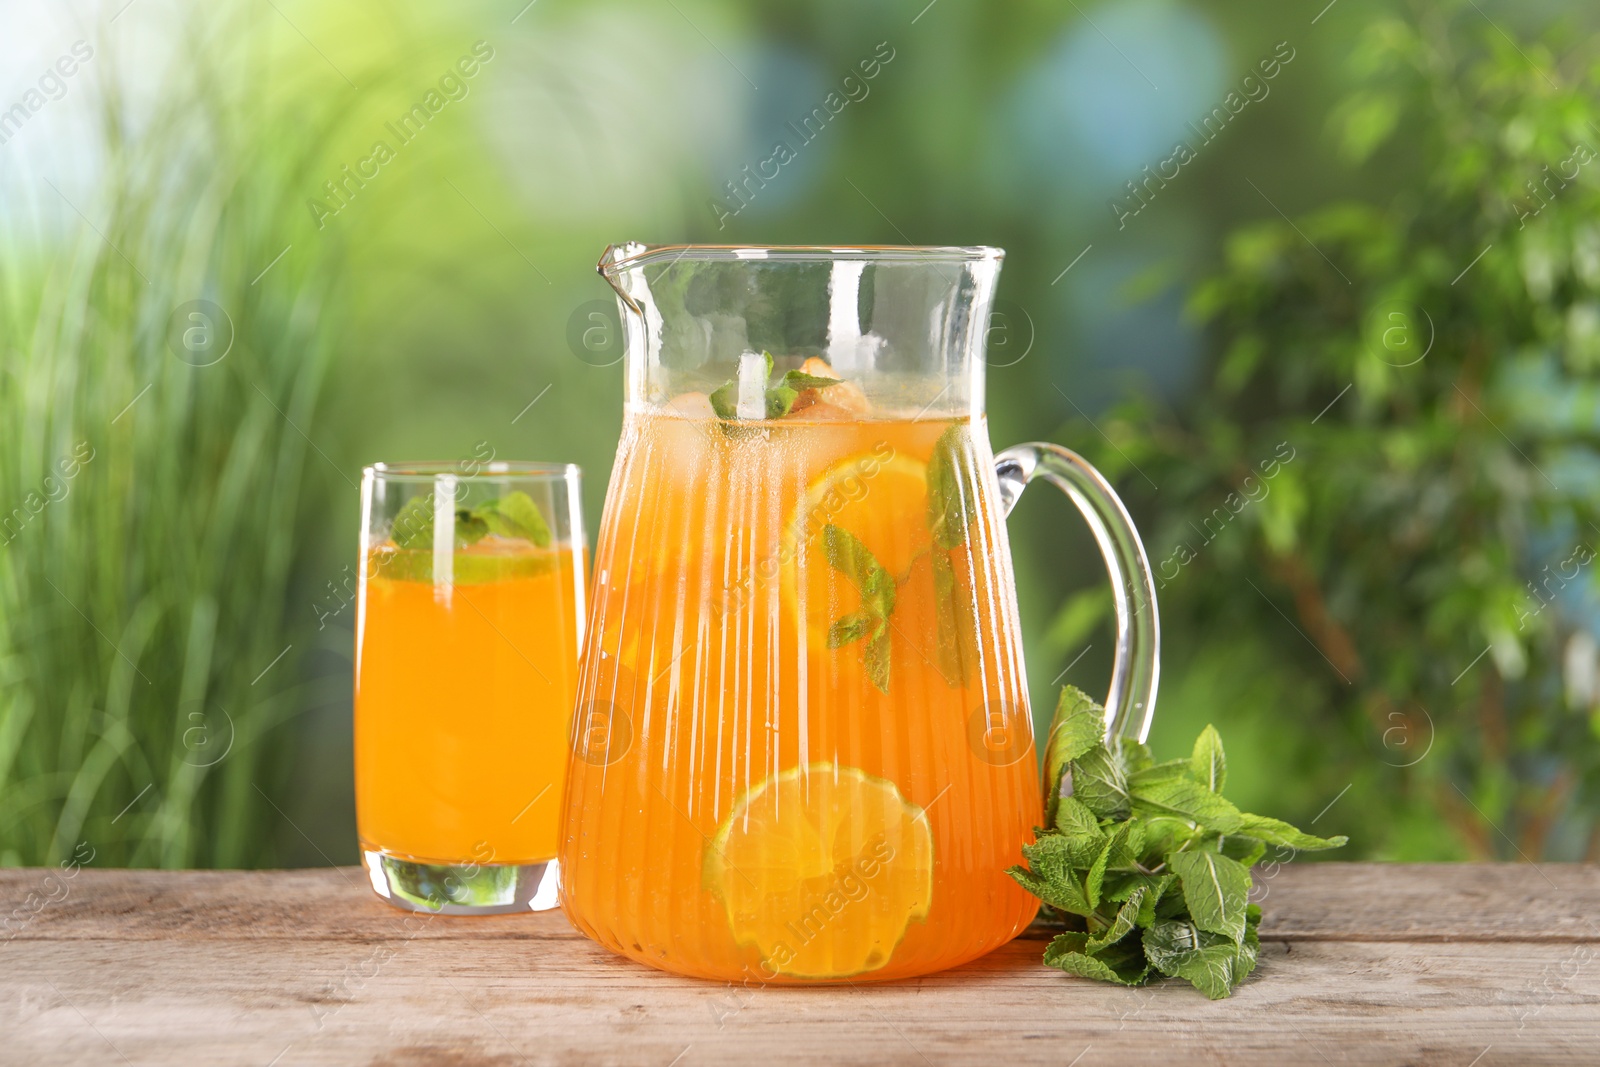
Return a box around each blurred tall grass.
[0,14,365,867]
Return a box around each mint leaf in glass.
[708,352,851,420]
[476,490,552,548]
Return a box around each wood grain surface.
[4,863,1597,1065]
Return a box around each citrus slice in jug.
[705,763,934,979]
[782,450,933,655]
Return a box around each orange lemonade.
[356,539,583,867]
[560,389,1041,982]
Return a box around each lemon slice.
[781,451,933,653]
[705,764,934,979]
[370,543,560,584]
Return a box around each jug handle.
[993,443,1159,744]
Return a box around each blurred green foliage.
[1082,3,1600,860]
[1,0,1596,867]
[0,12,354,865]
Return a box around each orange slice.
[705,764,934,978]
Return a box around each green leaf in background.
[1043,586,1112,657]
[1069,4,1600,865]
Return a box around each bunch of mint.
[1008,686,1346,999]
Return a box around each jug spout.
[597,242,649,316]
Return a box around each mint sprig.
[708,352,848,420]
[1009,686,1347,999]
[390,490,551,550]
[924,424,981,687]
[821,523,896,693]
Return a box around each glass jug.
[559,244,1159,984]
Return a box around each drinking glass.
[356,461,586,914]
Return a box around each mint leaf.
[930,549,974,687]
[926,424,976,549]
[821,524,896,615]
[1142,920,1249,1000]
[1085,833,1113,908]
[454,508,490,546]
[864,623,891,694]
[821,524,897,691]
[1100,818,1146,872]
[1167,849,1250,942]
[474,491,552,548]
[390,496,435,550]
[1053,794,1106,856]
[827,612,873,648]
[1069,746,1131,821]
[764,385,800,419]
[1043,685,1106,825]
[1087,885,1149,953]
[1009,843,1093,918]
[1045,932,1152,985]
[1140,814,1198,859]
[1190,724,1227,792]
[1129,759,1193,789]
[1218,834,1268,867]
[1110,736,1155,775]
[708,355,850,420]
[1235,814,1348,851]
[777,370,845,392]
[1045,940,1149,986]
[709,380,739,419]
[1049,685,1106,765]
[1130,776,1243,834]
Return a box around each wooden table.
[4,864,1596,1064]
